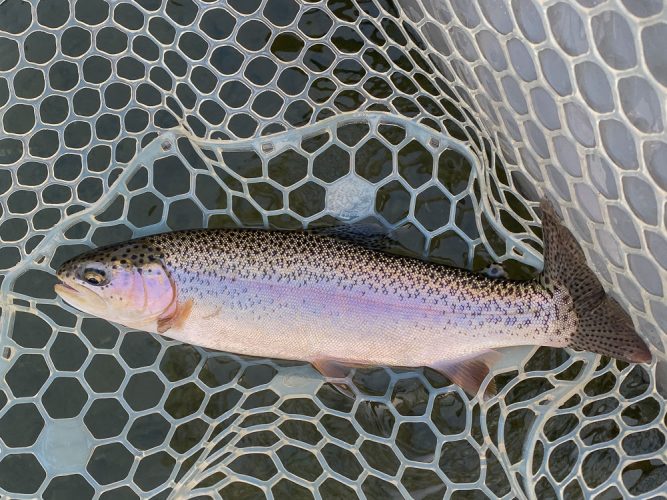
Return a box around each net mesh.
[0,0,665,498]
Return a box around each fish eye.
[83,268,107,286]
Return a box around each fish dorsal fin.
[431,350,501,400]
[310,217,394,252]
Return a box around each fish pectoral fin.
[430,350,501,400]
[157,299,194,334]
[311,358,355,379]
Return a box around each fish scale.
[55,200,651,397]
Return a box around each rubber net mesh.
[0,0,665,498]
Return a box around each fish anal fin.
[157,299,193,334]
[431,351,501,400]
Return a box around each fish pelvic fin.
[539,199,651,364]
[311,358,359,399]
[312,358,355,379]
[430,350,501,400]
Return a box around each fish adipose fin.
[539,199,651,363]
[430,350,501,400]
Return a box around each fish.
[54,199,651,397]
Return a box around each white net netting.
[0,0,665,498]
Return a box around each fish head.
[55,241,175,332]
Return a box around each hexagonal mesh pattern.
[0,0,665,498]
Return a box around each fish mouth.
[55,280,107,313]
[54,281,81,307]
[54,282,79,295]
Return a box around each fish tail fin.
[539,199,651,363]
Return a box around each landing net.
[0,1,665,498]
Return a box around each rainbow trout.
[55,200,651,396]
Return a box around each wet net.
[0,0,665,498]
